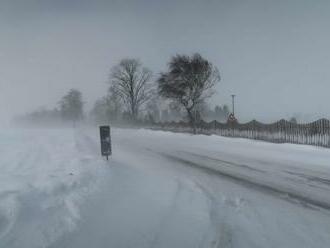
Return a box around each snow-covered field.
[1,128,330,248]
[0,129,107,247]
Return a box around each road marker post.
[99,126,112,160]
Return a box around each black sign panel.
[99,126,112,159]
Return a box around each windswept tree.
[157,53,220,132]
[108,58,153,121]
[90,89,122,123]
[59,89,84,126]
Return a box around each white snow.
[1,127,330,248]
[0,129,107,247]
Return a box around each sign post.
[99,126,112,160]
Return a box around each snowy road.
[1,128,330,247]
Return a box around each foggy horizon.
[1,0,330,124]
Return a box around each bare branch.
[108,58,153,120]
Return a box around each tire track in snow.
[148,180,184,248]
[159,152,330,211]
[194,182,234,248]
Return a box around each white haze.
[1,0,330,125]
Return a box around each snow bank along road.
[1,128,330,248]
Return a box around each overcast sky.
[1,0,330,123]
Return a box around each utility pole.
[231,94,236,116]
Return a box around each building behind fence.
[152,119,330,148]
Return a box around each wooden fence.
[150,119,330,148]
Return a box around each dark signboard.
[99,126,112,160]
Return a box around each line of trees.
[16,53,227,130]
[91,53,222,132]
[14,89,84,127]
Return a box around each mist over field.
[1,0,330,125]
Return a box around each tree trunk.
[131,104,138,122]
[187,109,196,134]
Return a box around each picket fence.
[151,119,330,148]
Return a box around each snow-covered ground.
[0,129,107,247]
[1,128,330,248]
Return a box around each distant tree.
[289,117,298,124]
[214,105,223,119]
[108,58,153,121]
[157,53,220,133]
[196,102,212,121]
[168,102,184,121]
[145,98,160,122]
[222,105,230,119]
[161,109,169,122]
[90,97,111,124]
[14,107,62,127]
[144,111,155,124]
[122,111,132,122]
[59,89,84,126]
[90,90,122,124]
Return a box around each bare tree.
[59,89,84,126]
[109,59,153,121]
[157,53,220,133]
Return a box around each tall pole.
[231,94,236,116]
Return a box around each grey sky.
[1,0,330,123]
